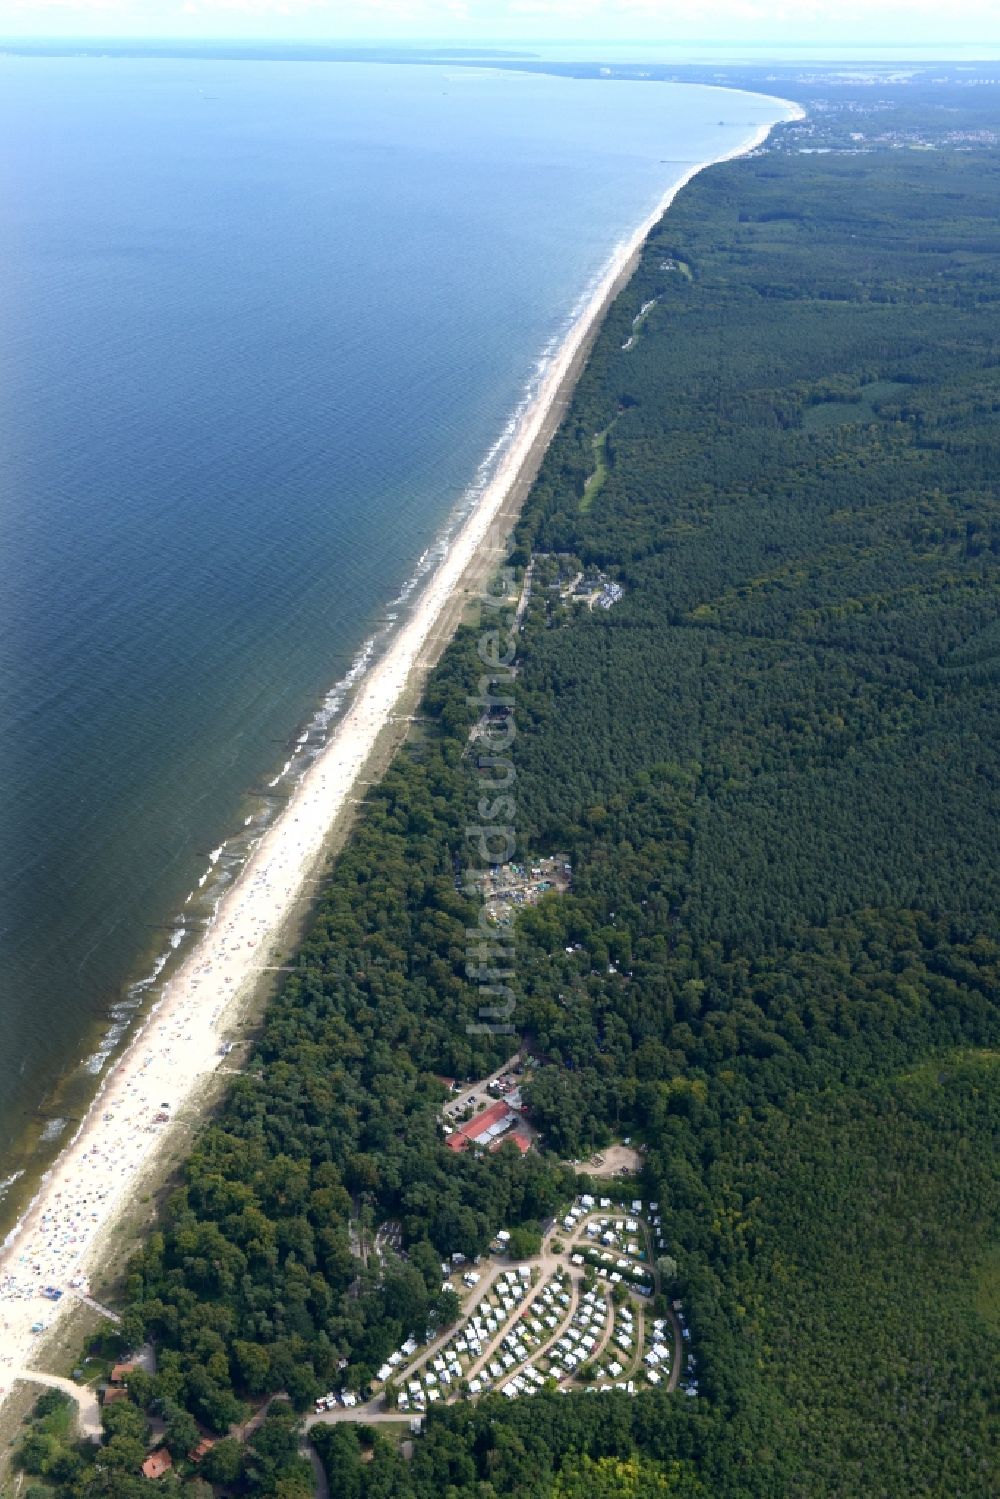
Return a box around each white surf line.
[0,99,800,1394]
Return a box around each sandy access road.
[0,103,801,1406]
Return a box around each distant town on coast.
[0,23,998,1499]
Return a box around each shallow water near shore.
[0,56,786,1234]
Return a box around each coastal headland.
[0,102,800,1407]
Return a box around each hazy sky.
[0,0,997,51]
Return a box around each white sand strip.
[0,102,801,1395]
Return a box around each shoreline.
[0,102,800,1398]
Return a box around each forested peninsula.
[10,120,1000,1499]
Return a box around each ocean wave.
[126,949,171,998]
[0,1169,25,1202]
[264,262,605,774]
[51,256,614,1126]
[82,1048,113,1076]
[73,923,191,1082]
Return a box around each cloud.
[5,0,140,12]
[506,0,996,17]
[177,0,999,29]
[4,0,996,41]
[171,0,437,19]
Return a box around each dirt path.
[304,1222,679,1436]
[513,558,535,630]
[392,1260,508,1389]
[230,1390,289,1444]
[302,1433,330,1497]
[666,1308,683,1394]
[9,1369,101,1442]
[306,1407,419,1430]
[75,1293,120,1326]
[619,1303,645,1382]
[566,1288,615,1382]
[462,1258,579,1386]
[522,1275,583,1377]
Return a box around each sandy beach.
[0,104,800,1399]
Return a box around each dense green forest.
[13,141,1000,1499]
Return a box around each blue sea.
[0,55,785,1224]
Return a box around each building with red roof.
[141,1449,173,1480]
[445,1098,524,1153]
